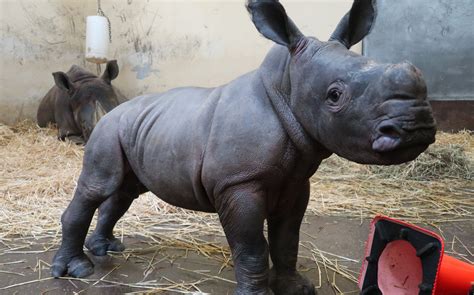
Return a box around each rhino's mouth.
[372,121,436,153]
[372,135,401,152]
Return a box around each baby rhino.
[37,60,126,144]
[52,0,436,294]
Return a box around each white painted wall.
[0,0,359,124]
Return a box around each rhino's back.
[37,86,59,127]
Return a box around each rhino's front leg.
[218,186,273,295]
[268,181,316,295]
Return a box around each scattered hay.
[0,121,228,293]
[368,138,472,180]
[308,130,474,223]
[1,120,473,293]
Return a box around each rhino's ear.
[246,0,304,50]
[101,60,119,84]
[52,72,75,95]
[329,0,376,49]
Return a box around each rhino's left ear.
[246,0,304,51]
[101,60,119,84]
[53,72,75,95]
[329,0,376,49]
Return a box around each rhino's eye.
[327,89,342,103]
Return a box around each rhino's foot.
[51,251,94,278]
[269,268,316,295]
[85,234,125,256]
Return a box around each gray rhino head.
[249,0,436,165]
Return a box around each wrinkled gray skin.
[37,60,126,144]
[52,1,436,294]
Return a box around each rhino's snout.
[76,100,108,142]
[371,61,436,154]
[372,111,436,153]
[84,126,92,140]
[94,100,108,123]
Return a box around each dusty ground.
[0,217,361,294]
[0,216,472,294]
[0,123,473,294]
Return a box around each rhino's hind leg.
[85,172,147,256]
[84,192,134,256]
[52,123,126,278]
[268,181,316,295]
[51,189,100,278]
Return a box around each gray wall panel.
[363,0,474,101]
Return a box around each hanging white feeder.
[85,15,109,64]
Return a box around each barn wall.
[0,0,88,124]
[0,0,358,124]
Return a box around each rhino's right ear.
[52,72,75,95]
[246,0,304,50]
[101,60,119,84]
[329,0,376,49]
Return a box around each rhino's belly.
[148,179,214,213]
[134,141,214,213]
[120,88,218,213]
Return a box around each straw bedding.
[0,121,472,293]
[308,130,473,222]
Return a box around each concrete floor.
[0,216,472,294]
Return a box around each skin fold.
[51,1,436,294]
[37,60,126,144]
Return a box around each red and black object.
[359,215,474,295]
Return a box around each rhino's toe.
[269,268,316,295]
[51,251,94,278]
[67,255,94,278]
[51,261,67,278]
[108,238,126,252]
[85,234,125,256]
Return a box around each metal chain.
[97,0,112,43]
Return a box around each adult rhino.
[37,60,126,144]
[52,0,436,294]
